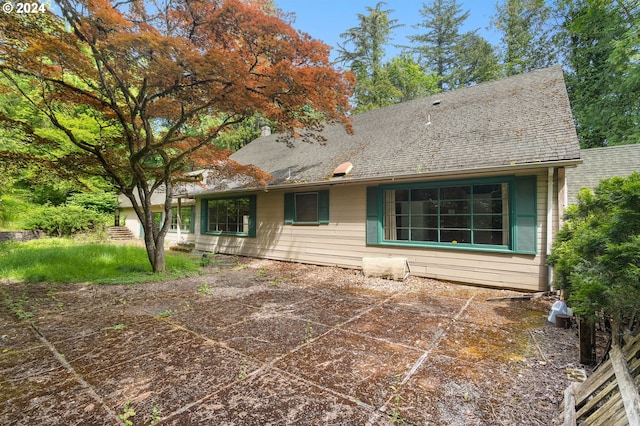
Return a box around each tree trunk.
[578,316,596,365]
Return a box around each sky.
[275,1,502,62]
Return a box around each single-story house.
[119,65,582,292]
[565,144,640,205]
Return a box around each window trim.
[284,190,329,225]
[168,205,195,234]
[200,195,257,237]
[369,176,536,254]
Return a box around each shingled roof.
[565,144,640,204]
[213,65,580,192]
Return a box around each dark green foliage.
[26,205,109,237]
[557,0,640,147]
[409,0,472,90]
[66,192,119,215]
[548,173,640,328]
[493,0,556,76]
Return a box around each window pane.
[295,193,318,222]
[396,228,409,240]
[411,228,438,242]
[474,230,504,245]
[411,200,438,215]
[441,200,470,214]
[394,189,409,201]
[397,215,410,228]
[411,188,437,201]
[440,186,471,200]
[441,229,471,243]
[473,214,503,230]
[411,215,438,228]
[440,215,471,229]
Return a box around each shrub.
[66,191,119,214]
[548,172,640,334]
[26,205,110,237]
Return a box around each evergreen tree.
[336,2,402,111]
[548,173,640,334]
[450,33,502,88]
[556,0,640,147]
[493,0,557,76]
[407,0,470,90]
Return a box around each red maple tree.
[0,0,353,271]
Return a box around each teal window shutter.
[366,186,379,245]
[248,195,257,237]
[513,176,537,254]
[318,190,330,224]
[284,193,294,224]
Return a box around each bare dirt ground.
[1,255,590,425]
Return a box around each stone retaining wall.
[0,230,44,243]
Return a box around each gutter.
[188,159,582,198]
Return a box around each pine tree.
[407,0,470,90]
[557,0,640,147]
[493,0,557,76]
[336,2,403,111]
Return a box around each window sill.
[201,232,251,237]
[374,240,527,254]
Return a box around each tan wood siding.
[194,170,554,291]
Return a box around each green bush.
[548,172,640,332]
[66,191,119,214]
[26,205,110,237]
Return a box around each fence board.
[561,330,640,426]
[610,345,640,426]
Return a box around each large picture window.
[201,196,256,237]
[367,176,537,253]
[383,183,509,247]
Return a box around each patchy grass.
[0,238,201,284]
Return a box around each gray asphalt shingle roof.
[565,144,640,204]
[222,65,581,191]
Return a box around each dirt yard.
[1,255,586,425]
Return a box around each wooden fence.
[560,331,640,425]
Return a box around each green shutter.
[248,195,257,237]
[366,186,379,245]
[513,176,537,254]
[284,193,294,224]
[318,190,330,224]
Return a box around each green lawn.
[0,238,201,284]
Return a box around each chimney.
[261,125,271,137]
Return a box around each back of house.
[120,66,582,292]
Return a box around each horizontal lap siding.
[195,170,552,292]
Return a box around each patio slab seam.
[372,294,476,423]
[29,322,122,425]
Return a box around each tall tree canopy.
[493,0,557,76]
[408,0,471,90]
[557,0,640,147]
[0,0,354,271]
[336,1,402,111]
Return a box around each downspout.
[546,167,554,291]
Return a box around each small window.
[284,190,329,225]
[295,193,318,223]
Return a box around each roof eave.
[190,158,582,197]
